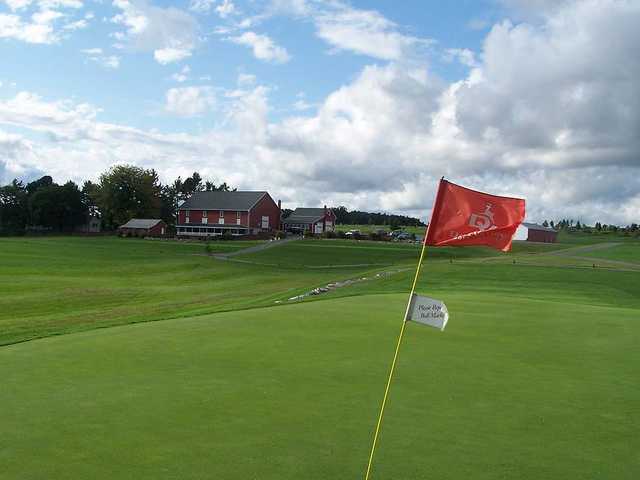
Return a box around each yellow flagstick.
[363,239,429,480]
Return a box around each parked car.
[393,232,413,241]
[345,229,361,238]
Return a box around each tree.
[0,180,28,234]
[82,181,101,216]
[97,165,162,229]
[180,172,204,198]
[28,181,87,231]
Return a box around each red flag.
[425,179,526,252]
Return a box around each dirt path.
[214,236,301,259]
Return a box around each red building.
[176,191,281,237]
[515,222,559,243]
[282,206,336,234]
[118,219,167,237]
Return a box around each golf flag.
[406,294,449,330]
[425,179,526,252]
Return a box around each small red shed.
[118,219,167,237]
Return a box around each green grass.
[1,293,638,479]
[557,230,640,244]
[0,237,375,345]
[579,243,640,263]
[1,235,639,479]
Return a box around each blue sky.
[1,0,495,131]
[1,0,639,224]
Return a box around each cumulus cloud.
[165,86,215,116]
[1,0,639,225]
[111,0,197,64]
[0,11,58,44]
[0,0,89,44]
[228,31,290,64]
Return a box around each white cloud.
[228,31,290,64]
[252,1,429,61]
[111,0,197,65]
[216,0,236,18]
[63,18,89,30]
[38,0,82,8]
[165,86,215,116]
[32,9,64,25]
[443,48,477,67]
[0,13,56,43]
[0,0,87,43]
[81,48,121,69]
[154,47,191,64]
[188,0,214,13]
[314,6,424,60]
[171,65,191,83]
[237,73,256,86]
[4,0,33,10]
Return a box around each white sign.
[406,294,449,331]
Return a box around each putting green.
[2,293,638,479]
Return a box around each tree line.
[332,206,425,227]
[0,165,233,235]
[541,219,639,234]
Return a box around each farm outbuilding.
[282,206,336,234]
[118,219,167,237]
[514,222,558,243]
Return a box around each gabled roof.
[283,207,331,224]
[522,222,557,233]
[119,219,164,229]
[180,191,267,211]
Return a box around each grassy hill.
[1,235,639,479]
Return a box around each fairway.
[1,236,639,479]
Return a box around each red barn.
[118,219,167,237]
[176,191,281,237]
[282,206,336,234]
[515,222,558,243]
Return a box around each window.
[202,210,208,218]
[185,212,190,223]
[237,211,241,225]
[261,216,269,229]
[219,210,224,224]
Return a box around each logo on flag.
[468,203,495,231]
